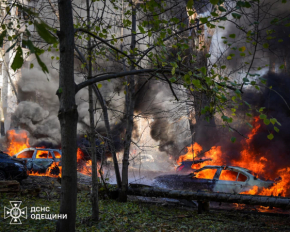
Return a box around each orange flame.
[177,143,202,165]
[176,117,290,197]
[6,130,30,156]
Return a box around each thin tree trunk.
[119,2,137,202]
[86,0,99,221]
[56,0,77,231]
[74,46,122,189]
[92,85,122,189]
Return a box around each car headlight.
[14,163,24,168]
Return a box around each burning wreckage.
[154,165,276,194]
[0,129,98,178]
[12,148,62,177]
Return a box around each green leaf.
[279,64,285,69]
[22,40,35,53]
[171,67,175,75]
[229,34,236,39]
[263,43,269,49]
[218,6,227,12]
[267,133,274,140]
[259,114,267,119]
[57,88,63,94]
[34,20,58,44]
[210,0,219,4]
[232,13,242,19]
[30,63,34,69]
[231,137,236,143]
[97,84,102,89]
[192,79,201,88]
[200,17,208,24]
[35,53,49,73]
[263,119,270,125]
[239,46,246,52]
[169,77,176,82]
[6,41,18,53]
[274,126,279,133]
[11,46,23,71]
[200,66,206,76]
[187,0,194,8]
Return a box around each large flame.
[6,130,30,156]
[176,117,290,197]
[176,143,202,167]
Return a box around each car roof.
[14,148,61,156]
[196,165,252,173]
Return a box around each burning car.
[154,165,275,194]
[0,151,28,181]
[12,148,62,176]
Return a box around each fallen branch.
[126,186,290,209]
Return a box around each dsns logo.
[4,201,27,224]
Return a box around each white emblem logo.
[4,201,27,224]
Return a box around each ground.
[0,180,290,232]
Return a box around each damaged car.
[0,151,28,181]
[12,148,62,176]
[154,165,276,194]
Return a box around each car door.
[213,168,249,193]
[182,167,220,192]
[32,150,54,172]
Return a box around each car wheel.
[0,170,6,180]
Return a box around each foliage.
[2,0,289,140]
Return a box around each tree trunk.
[89,86,99,220]
[188,10,218,151]
[74,46,122,189]
[56,0,77,231]
[126,186,290,209]
[119,2,137,202]
[86,0,99,221]
[92,85,122,189]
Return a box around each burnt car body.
[154,165,275,194]
[0,152,28,181]
[12,148,62,175]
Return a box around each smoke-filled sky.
[6,0,290,173]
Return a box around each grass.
[0,191,289,232]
